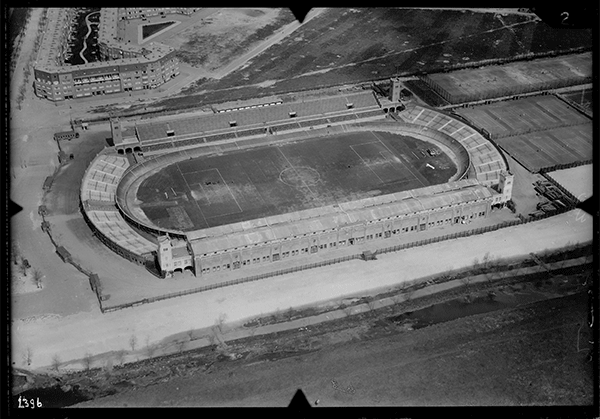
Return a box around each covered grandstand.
[119,90,384,154]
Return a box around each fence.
[538,159,593,176]
[99,202,584,313]
[101,253,361,313]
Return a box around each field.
[136,131,457,231]
[141,21,176,39]
[455,95,592,173]
[423,53,592,104]
[152,8,592,112]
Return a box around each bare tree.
[22,347,33,366]
[20,259,29,276]
[82,352,93,371]
[129,334,137,352]
[366,300,377,312]
[404,287,416,302]
[216,313,228,334]
[145,335,157,357]
[32,269,43,289]
[115,350,126,366]
[286,307,295,321]
[51,354,61,372]
[341,303,354,317]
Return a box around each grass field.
[151,8,592,113]
[136,131,457,231]
[141,21,176,39]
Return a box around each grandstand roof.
[188,179,495,256]
[135,91,380,142]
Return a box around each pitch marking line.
[369,131,426,188]
[176,162,210,228]
[277,147,318,199]
[349,144,385,184]
[214,168,244,214]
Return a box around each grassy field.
[136,131,457,231]
[51,263,594,408]
[149,8,591,114]
[141,21,176,39]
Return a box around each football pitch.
[136,131,457,232]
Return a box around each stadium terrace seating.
[205,131,237,143]
[136,92,381,143]
[399,105,506,186]
[271,122,302,132]
[81,152,156,259]
[81,154,129,203]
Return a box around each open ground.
[136,131,456,231]
[8,7,595,411]
[455,95,592,172]
[149,8,592,112]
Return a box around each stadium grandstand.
[398,105,507,186]
[80,151,157,265]
[84,84,513,279]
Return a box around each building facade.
[155,175,513,278]
[33,8,180,102]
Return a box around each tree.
[32,269,43,289]
[187,329,194,341]
[129,334,137,352]
[51,354,61,372]
[82,352,93,371]
[22,347,33,366]
[216,313,228,334]
[366,300,377,312]
[115,350,126,366]
[20,259,29,276]
[145,336,157,357]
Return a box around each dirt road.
[213,8,326,80]
[11,210,592,372]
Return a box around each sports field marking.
[176,162,210,228]
[276,147,319,199]
[349,144,385,184]
[368,131,426,188]
[214,168,244,214]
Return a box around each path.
[212,8,326,80]
[11,209,592,371]
[79,12,100,65]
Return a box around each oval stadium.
[80,85,512,278]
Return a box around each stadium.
[80,82,513,278]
